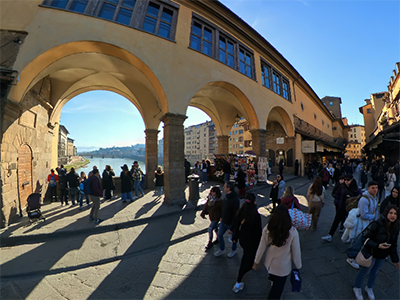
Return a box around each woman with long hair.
[253,204,302,299]
[231,193,262,293]
[380,186,399,215]
[280,186,301,210]
[200,186,223,251]
[307,176,325,231]
[352,204,399,300]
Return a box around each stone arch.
[188,81,259,137]
[266,106,294,137]
[8,40,169,119]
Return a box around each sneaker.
[227,250,237,258]
[232,282,244,293]
[214,249,226,257]
[95,219,103,225]
[321,234,332,242]
[88,217,94,221]
[353,287,364,300]
[364,287,375,300]
[347,258,360,269]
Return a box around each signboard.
[276,137,284,144]
[302,140,315,153]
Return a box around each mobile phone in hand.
[383,242,391,247]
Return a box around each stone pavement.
[1,175,399,300]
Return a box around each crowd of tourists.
[46,161,164,225]
[199,159,399,300]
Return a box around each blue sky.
[60,0,400,151]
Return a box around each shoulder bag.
[355,238,372,267]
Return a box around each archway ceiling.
[43,53,162,128]
[190,85,248,136]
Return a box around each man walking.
[214,182,240,258]
[47,169,58,202]
[89,168,103,224]
[58,165,68,206]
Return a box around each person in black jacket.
[120,164,133,203]
[223,158,232,183]
[380,186,399,215]
[58,165,68,206]
[237,167,246,198]
[67,167,80,206]
[102,165,115,200]
[155,166,164,196]
[352,204,399,300]
[214,182,240,258]
[231,192,262,293]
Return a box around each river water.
[79,157,147,174]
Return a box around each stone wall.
[1,79,53,227]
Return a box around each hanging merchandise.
[257,157,268,183]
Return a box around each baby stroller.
[26,193,45,223]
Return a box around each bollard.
[187,174,200,202]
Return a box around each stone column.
[145,129,159,190]
[250,129,268,157]
[160,113,187,206]
[217,135,229,153]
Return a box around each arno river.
[80,157,149,174]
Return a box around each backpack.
[49,174,56,187]
[322,169,330,182]
[346,194,369,213]
[83,177,92,195]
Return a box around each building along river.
[80,157,147,174]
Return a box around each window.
[239,47,253,78]
[190,21,213,56]
[261,63,271,89]
[282,79,290,100]
[367,108,371,114]
[190,15,255,80]
[329,101,333,106]
[219,35,235,68]
[314,113,317,120]
[333,127,337,130]
[322,120,324,125]
[239,130,243,134]
[142,1,175,39]
[49,0,89,12]
[273,71,281,95]
[97,0,137,25]
[301,103,304,111]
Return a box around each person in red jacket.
[89,168,103,224]
[280,186,301,210]
[47,169,59,202]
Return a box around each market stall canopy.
[245,150,256,156]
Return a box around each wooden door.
[18,144,33,208]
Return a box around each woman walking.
[200,186,223,251]
[279,186,301,210]
[352,204,399,300]
[231,193,262,293]
[154,166,164,196]
[307,176,325,231]
[120,164,133,203]
[253,204,302,299]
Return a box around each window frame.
[95,0,138,27]
[260,57,291,102]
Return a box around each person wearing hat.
[322,174,360,242]
[120,164,134,203]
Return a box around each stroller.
[26,193,45,223]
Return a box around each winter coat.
[102,170,115,190]
[155,170,164,187]
[223,161,231,174]
[120,171,133,193]
[334,181,360,210]
[358,190,378,222]
[384,173,396,193]
[237,170,246,189]
[277,180,285,199]
[89,176,102,196]
[132,167,143,181]
[231,208,262,249]
[221,191,240,227]
[67,171,80,188]
[280,196,301,210]
[58,168,67,189]
[361,170,368,184]
[361,214,399,261]
[200,195,223,222]
[341,208,370,243]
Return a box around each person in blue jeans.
[132,161,144,198]
[120,164,134,203]
[79,171,90,209]
[214,182,240,258]
[352,204,399,300]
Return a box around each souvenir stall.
[257,157,268,184]
[235,153,258,187]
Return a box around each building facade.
[184,121,216,164]
[1,0,348,226]
[345,125,366,159]
[229,118,252,155]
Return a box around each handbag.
[355,238,372,267]
[288,201,312,230]
[290,269,302,292]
